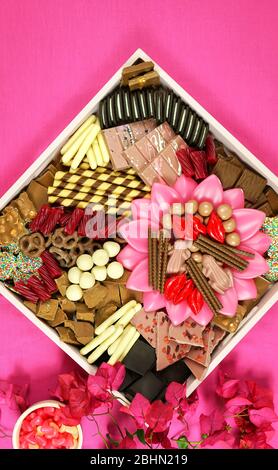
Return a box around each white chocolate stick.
[86,145,97,170]
[80,325,115,355]
[87,326,123,364]
[97,132,110,164]
[60,116,96,155]
[108,326,137,365]
[62,124,94,164]
[119,330,140,362]
[95,300,137,336]
[107,324,133,356]
[115,304,142,328]
[71,122,101,170]
[92,138,104,167]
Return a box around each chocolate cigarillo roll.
[48,187,131,209]
[51,182,134,203]
[48,195,130,216]
[52,175,147,200]
[68,165,138,179]
[57,170,150,192]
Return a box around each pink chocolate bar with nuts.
[131,309,157,347]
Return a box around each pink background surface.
[1,0,278,448]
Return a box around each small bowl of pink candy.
[12,400,83,449]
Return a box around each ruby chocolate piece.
[156,311,191,371]
[131,309,157,347]
[125,371,165,402]
[123,338,156,375]
[185,326,215,367]
[184,357,207,381]
[169,319,205,347]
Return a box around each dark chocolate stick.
[187,258,223,311]
[198,234,254,259]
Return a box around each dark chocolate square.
[119,369,140,392]
[157,360,191,385]
[126,371,165,401]
[123,339,156,375]
[235,168,267,203]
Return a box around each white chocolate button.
[66,284,83,301]
[92,265,107,281]
[103,241,120,258]
[76,254,94,271]
[92,249,109,266]
[68,266,82,284]
[79,272,95,289]
[107,261,124,279]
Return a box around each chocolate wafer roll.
[187,258,222,312]
[160,238,169,293]
[152,233,158,290]
[48,195,130,216]
[157,231,164,291]
[195,240,247,271]
[197,235,253,259]
[196,235,248,270]
[148,226,152,287]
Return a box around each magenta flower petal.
[143,291,166,312]
[119,219,150,253]
[232,248,269,279]
[232,209,266,242]
[217,286,238,317]
[191,302,214,326]
[173,175,197,202]
[223,188,245,209]
[151,183,180,208]
[165,300,191,326]
[117,245,146,270]
[233,277,257,301]
[126,258,151,291]
[131,198,152,221]
[241,232,271,254]
[192,175,223,205]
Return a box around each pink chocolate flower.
[117,175,270,326]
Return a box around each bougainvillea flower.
[117,175,270,326]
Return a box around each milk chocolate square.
[236,168,267,203]
[139,163,162,186]
[212,159,242,189]
[265,186,278,215]
[184,358,207,381]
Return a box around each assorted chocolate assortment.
[1,59,278,402]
